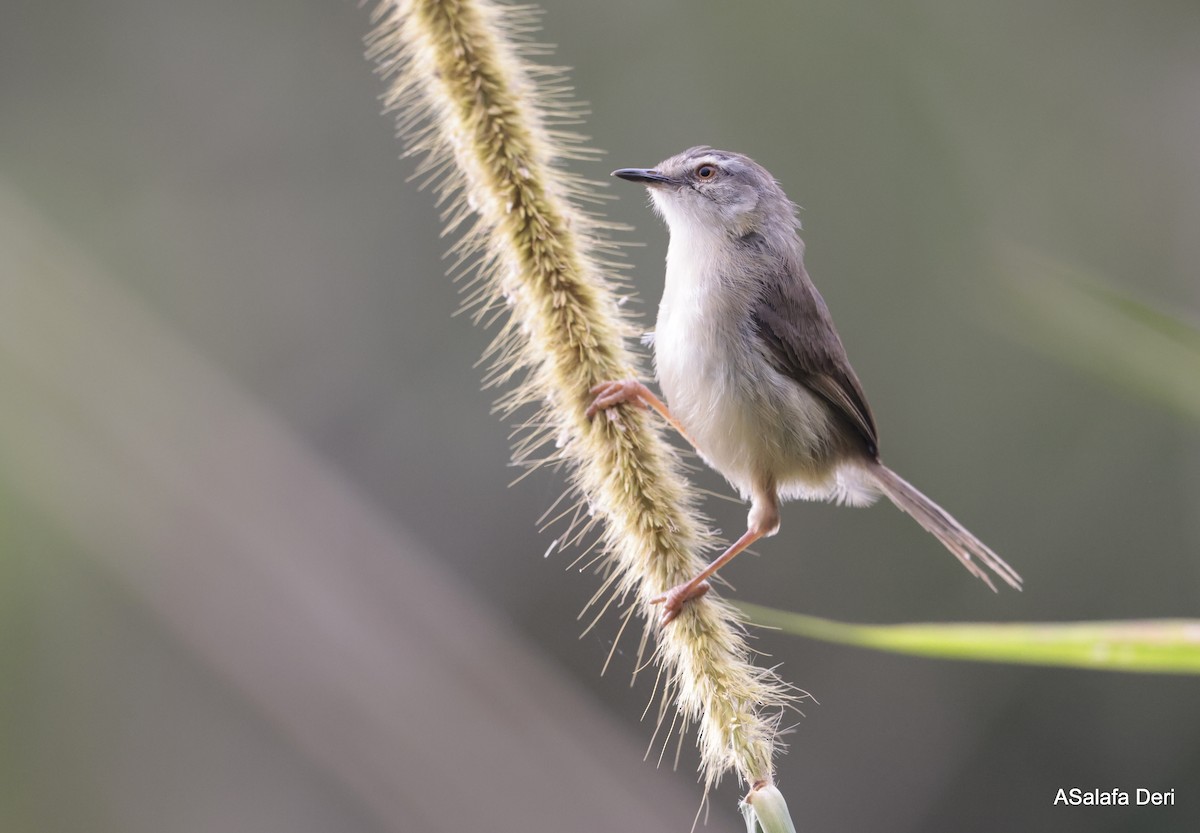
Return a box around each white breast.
[652,224,841,501]
[654,228,759,496]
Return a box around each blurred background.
[1,0,1198,831]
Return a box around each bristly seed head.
[366,0,795,796]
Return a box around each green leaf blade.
[738,603,1200,674]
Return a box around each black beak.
[612,168,674,186]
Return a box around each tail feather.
[868,463,1022,591]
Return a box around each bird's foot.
[585,379,651,419]
[650,580,711,626]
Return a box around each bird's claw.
[586,379,649,419]
[649,580,711,626]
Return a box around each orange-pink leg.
[650,526,766,625]
[586,379,698,448]
[587,378,772,626]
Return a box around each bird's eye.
[695,164,717,180]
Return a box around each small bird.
[588,147,1021,625]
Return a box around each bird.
[587,146,1021,625]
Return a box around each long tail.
[868,463,1022,591]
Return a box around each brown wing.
[751,262,879,459]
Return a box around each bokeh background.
[2,1,1198,831]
